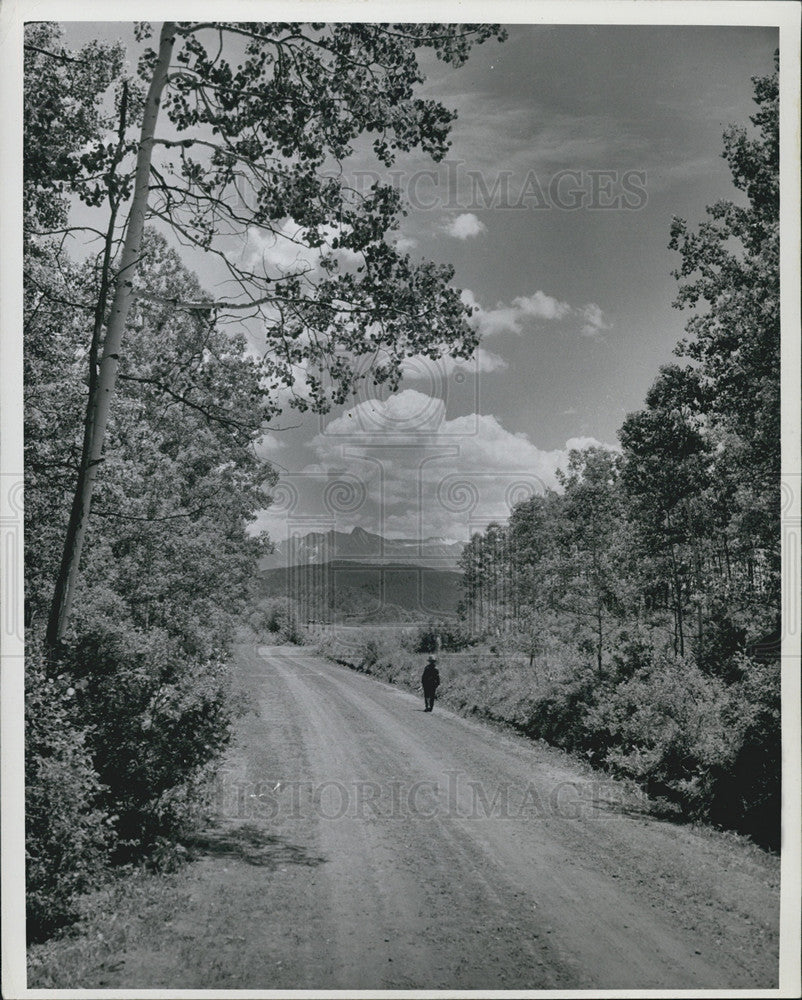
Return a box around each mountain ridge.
[259,526,465,571]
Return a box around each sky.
[61,21,779,546]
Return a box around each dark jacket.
[421,662,440,692]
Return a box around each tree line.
[458,54,780,848]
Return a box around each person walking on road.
[421,655,440,712]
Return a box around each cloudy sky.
[63,21,778,545]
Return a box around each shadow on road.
[186,822,327,869]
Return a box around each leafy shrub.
[706,655,780,848]
[694,593,750,679]
[361,638,380,671]
[250,598,303,644]
[413,622,475,654]
[524,658,608,760]
[63,620,235,859]
[608,627,655,681]
[25,643,111,941]
[585,650,734,806]
[527,643,780,848]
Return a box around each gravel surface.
[104,643,780,990]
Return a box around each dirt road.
[108,644,780,990]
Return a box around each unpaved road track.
[111,644,779,990]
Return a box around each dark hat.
[427,654,438,663]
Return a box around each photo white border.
[2,2,799,998]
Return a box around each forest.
[22,19,780,948]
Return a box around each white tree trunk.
[46,22,177,650]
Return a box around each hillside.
[259,526,464,571]
[259,559,462,622]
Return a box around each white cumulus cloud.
[243,219,362,280]
[462,288,611,341]
[393,235,419,252]
[443,212,487,239]
[580,302,613,338]
[250,390,617,540]
[399,347,508,380]
[462,288,572,337]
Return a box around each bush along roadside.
[24,228,271,939]
[522,648,780,848]
[25,624,242,943]
[25,640,112,941]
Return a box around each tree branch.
[118,372,260,431]
[24,43,89,65]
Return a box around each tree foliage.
[133,21,505,407]
[669,50,780,565]
[25,643,112,941]
[23,23,127,234]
